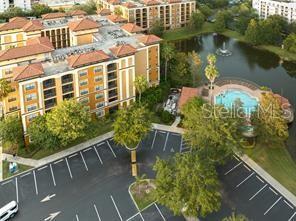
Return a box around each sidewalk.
[1,124,296,207]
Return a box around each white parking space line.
[171,133,180,136]
[1,179,13,186]
[37,165,48,171]
[80,151,88,171]
[93,147,103,165]
[256,175,264,183]
[54,159,64,164]
[15,177,19,203]
[83,147,92,152]
[264,196,282,215]
[151,130,157,149]
[249,184,268,201]
[94,204,102,221]
[159,131,166,134]
[224,162,242,175]
[107,140,117,158]
[69,153,78,159]
[65,158,73,179]
[243,165,251,172]
[110,195,123,221]
[233,155,240,162]
[269,187,278,195]
[33,170,38,195]
[20,172,31,178]
[97,142,105,146]
[50,164,56,186]
[236,172,255,188]
[163,132,169,151]
[179,137,183,153]
[288,212,296,221]
[284,200,294,209]
[76,214,79,221]
[154,203,166,221]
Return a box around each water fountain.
[216,42,232,56]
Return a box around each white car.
[0,201,18,221]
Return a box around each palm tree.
[205,62,219,99]
[134,76,148,103]
[222,212,248,221]
[161,42,175,82]
[207,53,217,66]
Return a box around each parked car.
[0,201,18,221]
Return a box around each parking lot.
[0,129,295,221]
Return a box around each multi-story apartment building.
[0,0,32,13]
[98,0,196,30]
[38,0,87,10]
[0,12,161,143]
[252,0,296,22]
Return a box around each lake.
[173,34,296,158]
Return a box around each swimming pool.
[215,89,258,114]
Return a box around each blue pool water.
[215,90,258,113]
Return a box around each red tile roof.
[41,12,67,20]
[137,34,162,45]
[67,50,110,68]
[69,10,87,17]
[13,63,44,81]
[0,17,29,31]
[22,20,44,32]
[0,37,54,62]
[68,18,100,32]
[110,44,137,57]
[121,23,144,33]
[107,0,121,4]
[107,15,127,23]
[178,87,199,108]
[97,8,112,16]
[143,0,160,5]
[121,2,136,8]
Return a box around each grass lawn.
[2,160,32,179]
[130,179,156,210]
[17,117,113,160]
[163,24,296,62]
[244,143,296,195]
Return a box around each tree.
[134,75,148,102]
[114,7,123,16]
[251,92,289,145]
[222,212,249,221]
[161,42,175,82]
[71,0,97,14]
[188,51,202,86]
[46,99,91,146]
[149,19,164,37]
[245,19,261,45]
[0,7,25,20]
[284,33,296,53]
[0,115,24,153]
[0,79,12,100]
[30,4,53,17]
[153,153,221,218]
[214,10,231,32]
[189,12,205,30]
[113,105,151,150]
[199,4,213,18]
[205,54,219,98]
[170,52,192,87]
[27,115,60,150]
[182,99,243,163]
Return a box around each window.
[95,93,104,100]
[25,83,35,91]
[79,80,88,86]
[28,113,38,122]
[80,89,89,96]
[96,109,105,117]
[79,70,87,77]
[95,85,104,91]
[26,93,37,102]
[95,75,103,82]
[80,97,89,104]
[94,66,103,73]
[8,97,16,102]
[9,106,18,112]
[27,104,37,112]
[96,102,105,109]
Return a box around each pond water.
[173,34,296,158]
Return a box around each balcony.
[44,88,56,99]
[43,79,55,89]
[108,81,117,89]
[108,89,117,98]
[62,84,74,94]
[108,73,117,81]
[107,63,117,72]
[62,74,73,84]
[44,98,56,110]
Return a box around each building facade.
[98,0,196,30]
[0,0,32,13]
[252,0,296,22]
[0,12,161,142]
